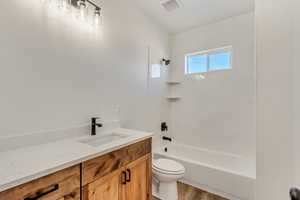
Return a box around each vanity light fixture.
[43,0,103,28]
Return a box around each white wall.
[0,0,170,138]
[170,13,255,157]
[293,0,300,189]
[256,0,296,199]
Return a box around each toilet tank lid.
[153,158,185,172]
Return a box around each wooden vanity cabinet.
[0,138,152,200]
[82,154,151,200]
[82,139,152,200]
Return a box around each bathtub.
[154,143,256,200]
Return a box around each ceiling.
[131,0,254,34]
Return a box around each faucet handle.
[91,117,101,121]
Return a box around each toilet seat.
[153,159,185,175]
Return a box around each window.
[185,47,232,74]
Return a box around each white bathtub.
[154,143,256,200]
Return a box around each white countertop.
[0,128,153,192]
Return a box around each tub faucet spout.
[162,136,172,142]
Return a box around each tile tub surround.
[152,182,229,200]
[0,127,153,192]
[170,12,255,157]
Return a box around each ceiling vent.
[160,0,181,12]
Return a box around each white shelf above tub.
[166,96,181,100]
[166,81,181,85]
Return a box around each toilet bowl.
[152,158,185,200]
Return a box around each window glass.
[185,47,232,74]
[209,52,231,71]
[187,55,207,74]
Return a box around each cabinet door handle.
[122,171,127,185]
[126,169,131,183]
[24,184,59,200]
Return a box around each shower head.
[162,58,171,66]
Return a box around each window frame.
[185,46,233,75]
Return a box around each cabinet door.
[82,167,126,200]
[0,165,80,200]
[125,154,152,200]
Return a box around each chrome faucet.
[91,117,103,136]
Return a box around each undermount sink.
[78,133,129,147]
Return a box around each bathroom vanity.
[0,128,152,200]
[82,139,151,200]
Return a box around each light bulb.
[62,0,71,11]
[56,0,63,9]
[94,7,101,26]
[79,1,86,20]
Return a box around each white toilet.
[152,158,185,200]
